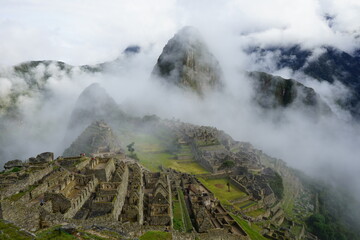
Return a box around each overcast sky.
[0,0,359,66]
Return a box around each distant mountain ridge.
[247,45,360,118]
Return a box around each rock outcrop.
[63,120,122,157]
[152,26,224,96]
[249,71,331,114]
[4,159,23,169]
[28,152,54,164]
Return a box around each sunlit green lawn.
[198,178,247,203]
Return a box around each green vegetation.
[77,232,110,240]
[172,200,184,231]
[231,214,267,240]
[177,189,193,232]
[8,184,38,201]
[246,208,266,218]
[268,172,284,199]
[198,178,247,204]
[306,213,349,240]
[297,172,360,240]
[139,231,172,240]
[120,132,208,174]
[36,228,77,240]
[11,167,21,173]
[236,200,257,210]
[280,176,296,218]
[219,160,235,171]
[126,142,135,153]
[169,161,208,175]
[0,220,33,240]
[36,226,114,240]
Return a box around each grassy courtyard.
[120,131,208,174]
[198,178,247,204]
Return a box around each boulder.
[29,152,54,164]
[4,159,23,169]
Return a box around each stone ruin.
[120,163,144,224]
[231,171,276,208]
[143,172,172,227]
[0,152,55,199]
[165,168,249,238]
[0,151,251,239]
[0,116,302,239]
[162,120,264,174]
[63,120,123,157]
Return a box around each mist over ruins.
[1,1,360,240]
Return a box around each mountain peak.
[152,26,224,96]
[63,83,122,149]
[63,120,122,157]
[172,26,203,46]
[68,83,118,129]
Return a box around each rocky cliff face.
[152,26,224,96]
[63,120,121,157]
[249,71,331,114]
[248,45,360,118]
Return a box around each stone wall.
[190,143,215,173]
[0,165,53,199]
[167,174,173,228]
[30,169,70,199]
[45,192,71,214]
[1,199,41,231]
[263,192,276,206]
[242,202,264,213]
[75,158,90,170]
[120,163,144,224]
[112,164,129,220]
[91,202,113,213]
[86,158,115,182]
[229,177,250,195]
[65,175,99,218]
[195,228,250,240]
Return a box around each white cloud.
[0,0,359,66]
[0,78,12,97]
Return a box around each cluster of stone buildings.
[163,168,248,238]
[0,151,249,239]
[231,170,276,208]
[163,120,264,174]
[143,172,172,227]
[0,152,54,199]
[0,119,314,239]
